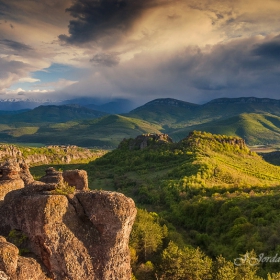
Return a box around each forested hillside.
[31,131,280,279]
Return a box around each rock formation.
[0,164,136,280]
[0,236,51,280]
[62,169,88,191]
[0,161,24,202]
[119,133,173,150]
[0,144,106,166]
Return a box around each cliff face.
[0,163,136,280]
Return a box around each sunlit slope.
[88,131,280,193]
[171,113,280,145]
[127,97,280,129]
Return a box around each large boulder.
[62,169,88,191]
[0,163,137,279]
[0,189,136,279]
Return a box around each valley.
[2,97,280,148]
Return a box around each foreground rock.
[0,236,50,280]
[0,162,24,201]
[0,165,136,280]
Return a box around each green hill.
[0,115,162,147]
[128,97,280,129]
[171,113,280,145]
[87,131,280,277]
[127,98,199,127]
[87,131,280,194]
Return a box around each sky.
[0,0,280,105]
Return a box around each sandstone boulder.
[0,190,136,280]
[40,167,63,185]
[0,163,137,279]
[0,162,24,201]
[62,169,88,191]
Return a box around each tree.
[160,241,212,280]
[130,209,166,261]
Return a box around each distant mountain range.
[0,97,135,114]
[2,96,280,147]
[0,104,107,123]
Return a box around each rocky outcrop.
[120,133,173,150]
[0,236,51,280]
[39,167,89,191]
[39,167,64,185]
[0,144,106,166]
[184,131,247,150]
[0,164,136,280]
[0,162,25,201]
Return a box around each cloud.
[59,0,168,46]
[5,88,54,95]
[1,0,280,104]
[252,36,280,59]
[90,52,120,67]
[18,77,41,83]
[0,39,33,53]
[59,33,280,104]
[36,78,78,89]
[0,48,50,91]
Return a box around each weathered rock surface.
[62,169,88,191]
[0,144,106,166]
[40,167,64,185]
[0,162,24,201]
[120,133,173,150]
[40,167,89,191]
[0,236,51,280]
[0,165,136,280]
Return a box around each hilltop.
[128,97,280,126]
[87,131,280,193]
[171,113,280,145]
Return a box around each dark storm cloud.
[59,0,169,45]
[0,39,33,52]
[252,37,280,59]
[0,1,10,16]
[90,52,120,67]
[153,34,280,93]
[94,33,280,103]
